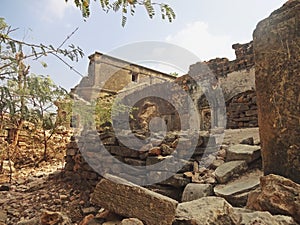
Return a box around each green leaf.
[40,61,48,68]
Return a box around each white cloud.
[39,0,76,22]
[166,21,236,61]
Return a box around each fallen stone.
[82,207,97,215]
[246,174,300,223]
[234,207,297,225]
[121,218,144,225]
[226,144,261,163]
[174,196,239,225]
[79,214,94,225]
[0,210,7,223]
[215,160,248,184]
[240,137,254,145]
[17,218,39,225]
[181,183,213,202]
[214,171,261,206]
[40,210,72,225]
[210,159,224,169]
[90,174,178,225]
[159,174,190,188]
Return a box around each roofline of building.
[88,51,177,80]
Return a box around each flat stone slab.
[214,174,260,197]
[215,160,248,184]
[214,171,262,207]
[90,174,178,225]
[226,144,261,163]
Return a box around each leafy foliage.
[66,0,175,26]
[0,18,81,165]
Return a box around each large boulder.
[246,174,300,223]
[253,0,300,183]
[173,196,240,225]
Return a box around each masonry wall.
[64,129,217,200]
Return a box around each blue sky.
[1,0,287,91]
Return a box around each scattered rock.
[90,174,178,225]
[246,174,300,223]
[40,210,72,225]
[79,214,94,225]
[234,208,297,225]
[174,197,239,225]
[226,144,261,163]
[82,207,97,215]
[181,183,213,202]
[121,218,144,225]
[215,160,248,184]
[0,210,7,224]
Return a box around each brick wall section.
[205,41,254,78]
[226,91,258,129]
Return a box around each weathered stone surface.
[246,174,300,223]
[215,160,248,184]
[174,197,239,225]
[181,183,213,202]
[90,174,178,225]
[159,174,190,188]
[214,171,261,206]
[121,218,144,225]
[0,211,7,224]
[253,0,300,183]
[234,208,297,225]
[226,144,261,163]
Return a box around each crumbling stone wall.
[253,0,300,183]
[205,41,254,78]
[64,130,217,200]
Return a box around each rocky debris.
[214,170,262,207]
[234,208,297,225]
[174,196,240,225]
[181,183,213,202]
[0,161,97,225]
[90,174,178,225]
[0,210,7,225]
[16,210,71,225]
[0,160,16,173]
[121,218,144,225]
[215,160,248,184]
[226,144,261,163]
[246,174,300,223]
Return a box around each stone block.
[226,144,261,163]
[90,174,178,225]
[181,183,213,202]
[215,160,248,184]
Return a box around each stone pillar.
[253,0,300,183]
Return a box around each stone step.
[226,144,261,163]
[214,170,262,207]
[215,160,248,184]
